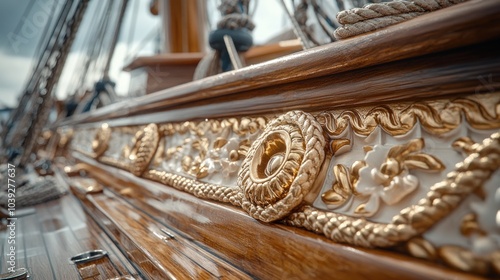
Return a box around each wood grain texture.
[20,209,55,280]
[68,39,500,129]
[73,185,251,279]
[0,194,140,279]
[59,0,500,127]
[69,154,487,279]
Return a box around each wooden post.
[159,0,207,53]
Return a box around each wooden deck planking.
[49,194,140,279]
[14,215,26,272]
[0,193,141,280]
[59,184,137,277]
[21,210,55,280]
[36,199,82,279]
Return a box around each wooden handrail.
[59,0,500,127]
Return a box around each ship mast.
[2,0,90,167]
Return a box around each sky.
[0,0,292,109]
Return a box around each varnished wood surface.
[123,53,205,71]
[60,0,500,127]
[0,194,140,279]
[77,188,251,280]
[123,40,302,71]
[71,38,500,129]
[69,153,486,280]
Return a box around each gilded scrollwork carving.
[406,237,437,261]
[317,96,500,138]
[321,138,444,216]
[321,162,363,207]
[435,212,498,274]
[354,138,445,217]
[284,132,500,249]
[129,123,160,176]
[91,123,111,158]
[238,111,326,222]
[406,212,499,275]
[141,112,326,224]
[156,117,267,182]
[66,92,499,276]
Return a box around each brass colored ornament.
[238,111,326,222]
[438,246,490,275]
[285,132,500,248]
[129,123,160,176]
[354,138,445,217]
[321,163,362,207]
[92,123,111,158]
[406,237,437,261]
[317,96,500,137]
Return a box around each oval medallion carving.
[92,123,111,158]
[238,111,326,222]
[129,123,160,176]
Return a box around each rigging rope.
[68,0,107,95]
[32,0,59,71]
[125,0,140,59]
[334,0,467,39]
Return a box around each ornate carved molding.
[317,97,500,138]
[284,132,499,250]
[238,111,326,222]
[67,94,499,275]
[92,123,111,158]
[322,138,445,217]
[129,124,159,176]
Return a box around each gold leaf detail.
[438,246,489,274]
[213,137,228,149]
[92,123,111,158]
[321,190,345,205]
[229,150,239,161]
[452,137,476,154]
[406,238,436,260]
[182,156,192,173]
[238,111,325,222]
[351,160,365,188]
[330,139,350,154]
[403,153,445,171]
[245,129,299,206]
[284,132,500,249]
[460,213,486,237]
[387,138,423,159]
[129,123,160,176]
[318,96,500,137]
[354,203,369,215]
[238,139,251,157]
[197,164,209,179]
[322,165,352,206]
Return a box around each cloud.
[0,52,34,107]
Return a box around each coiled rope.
[334,0,467,39]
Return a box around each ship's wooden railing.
[43,0,500,278]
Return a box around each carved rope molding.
[66,94,500,274]
[143,111,326,222]
[285,132,499,246]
